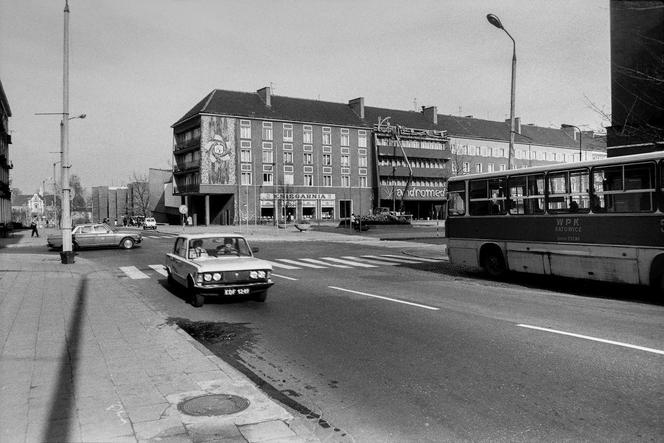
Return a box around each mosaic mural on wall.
[201,116,236,185]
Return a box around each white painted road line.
[300,258,351,268]
[517,324,664,356]
[277,259,327,269]
[148,265,168,277]
[119,266,150,279]
[329,286,439,311]
[342,256,400,266]
[381,254,443,263]
[272,273,298,281]
[321,257,377,268]
[361,255,423,264]
[262,260,301,270]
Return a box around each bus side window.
[447,181,466,216]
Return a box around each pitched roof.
[173,89,363,128]
[174,89,605,151]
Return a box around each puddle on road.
[167,318,347,437]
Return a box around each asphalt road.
[45,231,664,442]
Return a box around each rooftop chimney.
[348,97,364,119]
[257,87,271,107]
[422,106,437,125]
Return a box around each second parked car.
[47,223,142,250]
[143,217,157,230]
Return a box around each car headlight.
[212,273,222,281]
[257,270,266,278]
[250,271,258,279]
[203,273,212,282]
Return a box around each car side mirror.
[251,247,259,253]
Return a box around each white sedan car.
[164,233,274,307]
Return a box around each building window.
[303,152,313,164]
[341,167,350,175]
[262,150,273,163]
[322,127,331,145]
[263,172,273,185]
[262,122,273,140]
[303,174,313,186]
[283,174,294,185]
[476,164,483,173]
[499,164,506,171]
[323,175,332,186]
[358,156,367,167]
[341,175,350,187]
[284,165,294,173]
[323,146,332,153]
[240,120,251,139]
[241,150,251,162]
[303,144,313,152]
[241,163,252,171]
[463,162,470,173]
[303,125,313,143]
[358,168,367,176]
[241,172,252,185]
[358,130,367,148]
[480,146,488,157]
[303,166,313,173]
[341,155,350,167]
[283,143,293,151]
[283,123,293,141]
[322,167,332,174]
[487,163,494,172]
[262,141,273,150]
[359,176,368,188]
[340,128,349,146]
[322,154,331,165]
[283,151,293,164]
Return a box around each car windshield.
[188,236,252,259]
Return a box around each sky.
[1,0,611,195]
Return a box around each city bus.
[444,151,664,291]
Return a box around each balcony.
[174,183,200,194]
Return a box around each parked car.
[164,234,273,307]
[47,223,142,250]
[142,217,157,230]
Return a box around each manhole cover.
[178,394,250,416]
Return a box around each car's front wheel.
[188,277,205,307]
[120,238,135,249]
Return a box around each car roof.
[176,233,248,241]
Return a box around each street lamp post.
[487,13,516,170]
[561,124,583,161]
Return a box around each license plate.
[224,288,250,296]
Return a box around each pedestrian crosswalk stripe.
[380,254,443,263]
[341,256,399,266]
[277,259,327,269]
[262,260,301,270]
[320,257,377,268]
[120,266,150,279]
[361,255,424,264]
[299,258,351,268]
[148,264,168,276]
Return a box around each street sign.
[179,205,188,215]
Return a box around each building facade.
[0,80,13,227]
[173,87,606,225]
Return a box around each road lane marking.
[119,266,150,279]
[300,258,351,268]
[341,256,400,266]
[320,257,377,268]
[329,286,439,311]
[261,260,301,270]
[361,255,428,263]
[277,259,326,269]
[148,265,168,277]
[517,324,664,356]
[381,254,444,263]
[272,273,298,281]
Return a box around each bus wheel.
[482,248,507,278]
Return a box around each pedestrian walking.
[30,217,39,237]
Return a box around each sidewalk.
[0,230,319,443]
[0,224,445,442]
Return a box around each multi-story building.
[0,80,13,228]
[172,87,606,225]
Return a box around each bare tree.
[128,172,150,217]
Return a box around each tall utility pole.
[60,0,74,263]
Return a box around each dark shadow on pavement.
[43,276,87,442]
